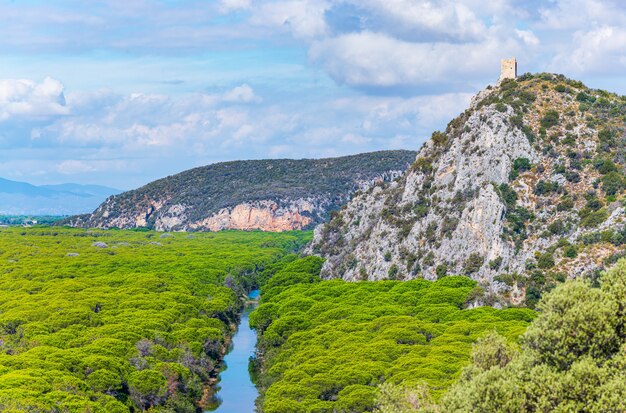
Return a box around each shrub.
[534,180,559,196]
[489,257,503,271]
[374,382,437,413]
[540,110,560,128]
[594,158,618,174]
[564,246,578,258]
[557,197,574,211]
[548,219,567,235]
[436,264,448,279]
[537,252,555,269]
[431,131,448,146]
[602,172,624,196]
[496,184,517,209]
[581,209,608,228]
[464,253,484,275]
[413,157,434,174]
[128,370,168,409]
[388,264,399,280]
[513,157,532,172]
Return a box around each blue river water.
[207,290,259,413]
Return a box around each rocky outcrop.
[311,74,626,305]
[63,151,416,232]
[188,200,316,232]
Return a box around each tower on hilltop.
[500,58,517,81]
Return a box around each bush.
[534,180,559,196]
[581,209,608,228]
[564,246,578,258]
[464,254,484,275]
[512,158,532,173]
[471,330,517,371]
[431,131,448,146]
[548,219,567,235]
[374,382,437,413]
[489,257,503,271]
[388,264,399,280]
[602,172,624,196]
[537,252,555,269]
[128,370,168,409]
[594,158,618,174]
[436,264,448,279]
[557,197,574,211]
[496,184,517,209]
[540,110,560,128]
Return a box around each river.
[206,290,260,413]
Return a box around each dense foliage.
[440,259,626,412]
[66,150,416,229]
[0,227,309,412]
[373,259,626,412]
[250,258,534,413]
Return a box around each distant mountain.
[62,150,417,231]
[0,178,121,215]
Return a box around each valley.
[3,74,626,412]
[0,227,308,412]
[5,1,626,412]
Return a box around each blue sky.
[2,0,626,189]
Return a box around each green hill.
[63,151,416,232]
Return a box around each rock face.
[311,74,626,306]
[63,151,415,232]
[188,200,317,232]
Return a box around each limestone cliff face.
[188,200,315,232]
[311,74,626,306]
[63,151,416,232]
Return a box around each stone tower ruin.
[500,58,517,81]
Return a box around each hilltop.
[311,73,626,307]
[63,151,416,232]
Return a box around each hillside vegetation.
[64,151,416,232]
[0,227,309,412]
[373,259,626,412]
[313,73,626,307]
[250,257,534,413]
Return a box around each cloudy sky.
[1,0,626,189]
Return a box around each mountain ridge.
[0,178,121,215]
[62,150,417,232]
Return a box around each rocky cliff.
[63,151,415,232]
[311,73,626,307]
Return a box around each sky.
[2,0,626,189]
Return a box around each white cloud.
[309,31,507,87]
[551,25,626,75]
[57,160,96,174]
[538,0,625,30]
[516,29,540,46]
[344,0,487,41]
[0,77,69,121]
[250,0,330,40]
[219,0,251,13]
[222,84,261,103]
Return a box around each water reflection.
[206,291,259,413]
